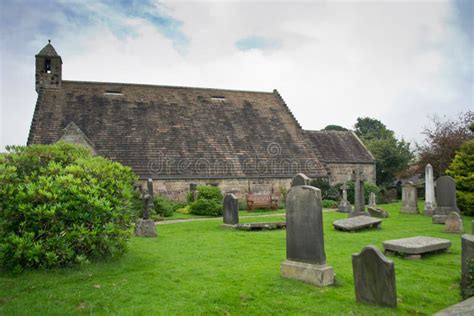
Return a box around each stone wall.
[139,177,293,202]
[325,163,376,185]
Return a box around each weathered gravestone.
[338,182,352,213]
[135,178,157,237]
[368,192,376,208]
[383,236,451,259]
[401,182,418,214]
[434,297,474,316]
[189,182,198,202]
[444,212,463,234]
[352,246,397,308]
[281,184,334,287]
[424,164,436,216]
[291,173,310,187]
[368,206,389,218]
[222,193,239,227]
[349,168,369,217]
[333,216,382,232]
[461,234,474,298]
[433,176,459,224]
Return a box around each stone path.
[157,209,335,225]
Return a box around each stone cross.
[189,182,198,202]
[223,194,239,226]
[424,164,436,216]
[368,192,376,208]
[352,246,397,308]
[338,181,352,213]
[142,178,154,220]
[433,175,459,224]
[290,173,310,187]
[445,212,463,233]
[400,182,418,214]
[281,185,334,287]
[461,234,474,298]
[350,168,368,217]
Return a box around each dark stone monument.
[349,168,369,217]
[432,176,459,224]
[338,182,352,213]
[190,182,198,202]
[352,246,397,308]
[401,182,418,214]
[222,193,239,226]
[290,173,310,187]
[445,212,463,233]
[281,183,334,287]
[461,234,474,297]
[135,178,157,237]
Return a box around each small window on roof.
[211,96,226,102]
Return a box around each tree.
[416,111,473,177]
[446,139,474,216]
[322,125,348,131]
[354,117,414,186]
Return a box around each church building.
[28,42,375,201]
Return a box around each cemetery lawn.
[1,202,472,315]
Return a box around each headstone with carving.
[338,182,352,213]
[432,176,459,224]
[135,178,157,237]
[352,246,397,308]
[291,173,310,187]
[401,182,418,214]
[445,212,463,233]
[349,168,369,217]
[424,164,436,216]
[222,193,239,226]
[281,184,334,287]
[461,234,474,298]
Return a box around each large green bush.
[0,143,138,271]
[447,139,474,216]
[189,186,223,216]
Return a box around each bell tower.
[35,40,62,93]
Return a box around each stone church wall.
[325,163,376,185]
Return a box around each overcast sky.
[0,0,472,152]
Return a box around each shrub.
[189,186,223,216]
[153,196,174,217]
[322,199,338,208]
[0,143,138,271]
[175,206,191,214]
[447,139,474,216]
[310,179,340,201]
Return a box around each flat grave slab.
[333,216,382,232]
[234,222,286,231]
[383,236,451,258]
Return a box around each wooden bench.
[246,194,279,211]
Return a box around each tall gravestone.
[461,234,474,298]
[222,194,239,226]
[281,177,334,287]
[424,164,436,216]
[401,182,418,214]
[291,173,310,187]
[432,176,459,224]
[352,246,397,308]
[338,182,352,213]
[135,178,157,237]
[349,168,369,217]
[190,183,198,202]
[368,192,377,208]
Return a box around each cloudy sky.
[0,0,472,151]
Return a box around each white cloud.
[1,1,472,151]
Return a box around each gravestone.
[368,192,376,208]
[190,182,198,202]
[291,173,310,187]
[338,182,352,213]
[444,212,463,233]
[349,168,369,217]
[368,206,389,218]
[333,216,382,232]
[424,164,436,216]
[222,193,239,226]
[400,182,418,214]
[383,236,451,259]
[281,184,334,287]
[432,176,459,224]
[434,297,474,316]
[352,246,397,308]
[135,178,157,237]
[382,188,398,203]
[461,235,474,298]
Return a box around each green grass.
[1,202,472,315]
